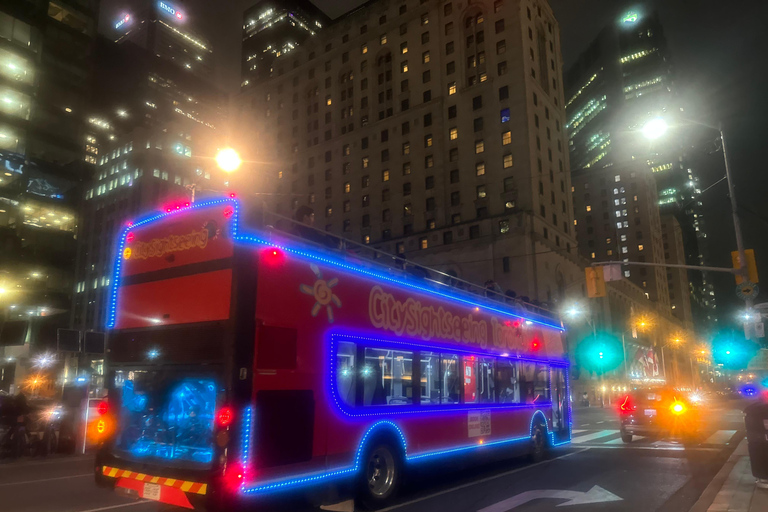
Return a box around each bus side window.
[519,363,536,404]
[362,348,414,406]
[441,353,460,404]
[420,352,440,404]
[336,341,356,407]
[496,359,520,403]
[533,364,551,403]
[463,356,496,404]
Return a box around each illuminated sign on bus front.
[114,14,130,29]
[159,1,183,20]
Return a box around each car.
[618,387,702,443]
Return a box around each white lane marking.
[572,429,587,434]
[378,448,591,511]
[0,473,92,487]
[703,430,738,445]
[583,444,720,452]
[605,436,645,445]
[75,501,149,512]
[571,430,619,444]
[596,421,605,424]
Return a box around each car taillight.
[97,401,109,416]
[216,407,234,427]
[619,395,636,414]
[670,400,687,415]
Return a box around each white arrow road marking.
[477,485,623,512]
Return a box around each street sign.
[477,486,623,511]
[736,282,759,300]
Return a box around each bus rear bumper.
[100,464,210,509]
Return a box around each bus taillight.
[216,407,234,427]
[98,401,109,416]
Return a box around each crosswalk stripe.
[571,430,619,444]
[605,435,645,444]
[572,429,587,434]
[703,430,738,445]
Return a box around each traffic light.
[711,329,759,370]
[575,332,623,374]
[585,267,606,298]
[731,249,758,284]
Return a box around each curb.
[688,438,748,512]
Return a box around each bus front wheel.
[357,442,403,509]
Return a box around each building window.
[382,169,390,181]
[475,140,485,153]
[400,42,408,54]
[499,219,510,233]
[638,244,644,251]
[422,51,430,63]
[449,127,458,140]
[425,155,434,168]
[420,237,428,249]
[451,191,460,206]
[502,130,511,145]
[425,175,435,189]
[380,34,388,45]
[503,154,513,168]
[496,40,506,54]
[475,162,485,176]
[402,142,410,155]
[450,169,459,183]
[476,185,487,199]
[401,61,409,72]
[448,82,457,95]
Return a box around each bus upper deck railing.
[254,209,560,325]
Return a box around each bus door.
[551,367,569,438]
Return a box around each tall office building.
[564,9,716,330]
[571,162,672,309]
[237,0,583,307]
[70,38,228,333]
[0,0,98,392]
[241,0,330,88]
[110,0,213,80]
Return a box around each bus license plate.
[143,483,161,501]
[644,409,657,417]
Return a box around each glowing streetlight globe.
[215,148,242,173]
[642,117,668,140]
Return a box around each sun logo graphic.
[300,264,342,323]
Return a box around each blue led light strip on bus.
[240,414,556,495]
[106,198,563,332]
[327,332,567,418]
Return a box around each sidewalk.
[690,439,768,512]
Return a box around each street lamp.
[641,116,753,310]
[641,117,668,140]
[215,148,242,173]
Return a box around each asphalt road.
[0,398,748,512]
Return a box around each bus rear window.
[112,370,219,469]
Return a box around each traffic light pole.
[720,123,753,309]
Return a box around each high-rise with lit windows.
[564,9,716,331]
[237,0,583,309]
[110,0,213,80]
[241,0,330,89]
[70,37,229,334]
[0,0,98,393]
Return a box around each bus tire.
[356,441,403,510]
[529,423,548,463]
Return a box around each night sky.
[98,0,768,330]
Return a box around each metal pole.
[720,123,753,309]
[661,346,667,384]
[622,333,628,381]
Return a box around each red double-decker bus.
[94,197,571,510]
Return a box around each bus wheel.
[357,442,402,509]
[529,424,548,463]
